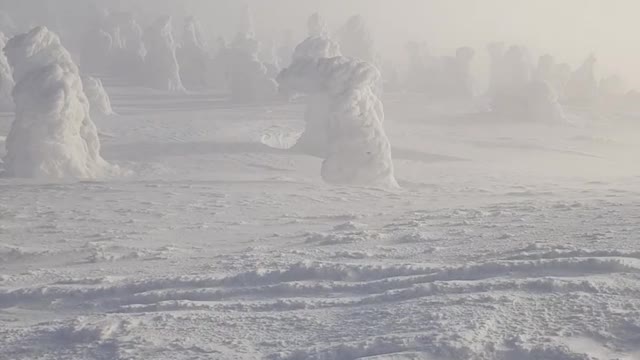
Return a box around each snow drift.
[3,27,115,179]
[0,32,15,110]
[143,16,184,92]
[278,57,397,187]
[81,75,114,117]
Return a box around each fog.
[2,0,637,89]
[2,2,640,359]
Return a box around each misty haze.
[0,1,639,359]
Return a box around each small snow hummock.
[0,32,15,111]
[278,57,397,188]
[287,13,342,157]
[81,75,114,117]
[2,27,116,179]
[143,16,185,92]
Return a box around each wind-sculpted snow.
[0,32,14,110]
[81,75,114,117]
[143,16,184,92]
[279,57,397,187]
[2,27,116,179]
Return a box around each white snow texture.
[3,26,114,179]
[278,56,397,187]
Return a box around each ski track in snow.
[1,87,640,360]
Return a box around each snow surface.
[1,60,640,360]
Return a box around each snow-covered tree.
[82,75,114,117]
[284,13,342,157]
[337,15,376,64]
[143,16,184,92]
[278,57,397,188]
[565,54,599,105]
[177,16,208,90]
[3,27,116,178]
[0,32,15,111]
[228,34,278,103]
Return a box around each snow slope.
[0,85,639,359]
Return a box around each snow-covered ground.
[1,85,639,360]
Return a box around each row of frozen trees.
[406,41,639,120]
[0,13,397,188]
[78,8,381,104]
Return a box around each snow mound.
[3,27,116,179]
[81,75,114,116]
[143,16,184,92]
[0,32,14,110]
[278,57,397,187]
